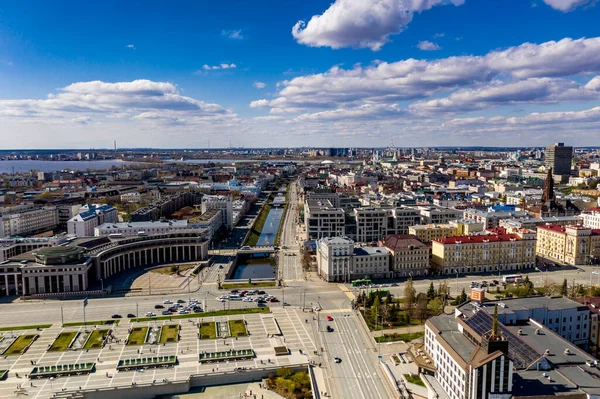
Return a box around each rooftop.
[353,246,389,256]
[435,234,522,245]
[380,234,427,250]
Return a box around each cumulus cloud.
[222,29,244,40]
[295,104,406,121]
[417,40,441,50]
[252,37,600,114]
[292,0,465,51]
[0,79,232,125]
[126,44,135,49]
[542,0,593,11]
[253,81,267,89]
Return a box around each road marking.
[338,284,356,300]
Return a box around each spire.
[491,304,499,339]
[542,167,555,203]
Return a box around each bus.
[351,279,372,287]
[503,274,523,283]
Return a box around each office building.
[408,223,461,243]
[130,192,195,222]
[546,142,573,177]
[67,204,118,237]
[463,209,530,229]
[0,206,59,238]
[579,209,600,229]
[201,195,233,230]
[305,199,345,240]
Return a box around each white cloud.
[252,37,600,114]
[542,0,592,11]
[222,29,244,40]
[126,44,135,49]
[417,40,441,51]
[433,32,445,38]
[252,115,285,121]
[292,0,465,51]
[201,63,236,72]
[584,75,600,90]
[253,81,267,89]
[295,104,406,121]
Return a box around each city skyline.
[1,0,600,148]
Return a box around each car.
[326,315,333,321]
[168,306,178,312]
[178,309,190,314]
[327,326,334,332]
[257,290,266,295]
[145,312,156,317]
[154,304,165,309]
[283,302,290,307]
[177,299,186,303]
[127,313,136,318]
[242,297,253,302]
[256,298,266,304]
[163,300,173,304]
[334,357,341,363]
[230,290,239,294]
[111,314,122,319]
[269,298,280,303]
[161,310,172,315]
[193,308,203,313]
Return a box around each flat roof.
[96,220,189,229]
[428,314,475,364]
[353,247,389,256]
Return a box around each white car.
[242,297,253,302]
[216,297,227,302]
[163,300,173,304]
[178,309,190,314]
[145,312,156,317]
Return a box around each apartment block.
[0,206,59,238]
[67,204,118,237]
[409,223,460,243]
[379,234,430,277]
[201,195,233,230]
[536,224,600,265]
[417,205,464,224]
[463,208,531,229]
[579,209,600,230]
[305,199,345,240]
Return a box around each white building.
[67,204,118,237]
[201,195,233,230]
[579,209,600,230]
[316,237,390,282]
[120,192,142,203]
[95,219,208,238]
[0,206,59,237]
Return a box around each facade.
[546,142,573,177]
[536,224,600,265]
[67,204,118,237]
[418,205,464,224]
[575,297,600,358]
[0,206,59,237]
[431,230,536,275]
[305,199,345,240]
[409,223,460,243]
[316,237,390,282]
[95,220,208,237]
[579,209,600,229]
[201,195,233,230]
[0,231,210,296]
[463,209,530,229]
[130,192,195,222]
[353,207,421,243]
[120,192,142,203]
[499,215,581,230]
[379,234,430,277]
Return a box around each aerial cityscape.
[1,1,600,399]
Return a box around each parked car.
[155,304,165,309]
[177,299,186,303]
[127,313,136,318]
[327,326,334,332]
[161,310,172,315]
[257,290,266,295]
[111,314,122,319]
[163,300,173,304]
[269,298,280,303]
[334,357,341,363]
[145,312,156,317]
[326,315,333,321]
[179,309,190,314]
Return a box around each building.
[316,237,390,282]
[536,224,600,265]
[0,230,210,297]
[431,230,536,275]
[67,204,118,237]
[130,192,195,222]
[424,300,600,399]
[305,199,345,240]
[574,296,600,358]
[418,205,464,224]
[0,206,59,237]
[463,208,531,229]
[579,209,600,229]
[120,192,142,203]
[546,142,573,177]
[528,168,579,218]
[499,215,581,230]
[409,223,460,243]
[379,234,429,277]
[201,195,233,230]
[352,207,421,243]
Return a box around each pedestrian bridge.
[237,246,277,254]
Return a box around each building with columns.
[0,230,209,297]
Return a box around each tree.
[427,282,436,301]
[415,293,428,322]
[428,297,443,315]
[372,295,381,326]
[561,279,568,296]
[523,276,534,296]
[404,278,416,312]
[437,281,450,307]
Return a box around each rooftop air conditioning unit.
[564,348,570,355]
[544,349,551,356]
[518,329,523,335]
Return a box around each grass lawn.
[126,327,149,346]
[83,329,110,350]
[0,324,52,332]
[63,320,119,327]
[134,307,269,322]
[159,325,179,343]
[3,334,38,355]
[404,374,426,387]
[228,319,248,337]
[199,322,216,339]
[48,331,78,352]
[221,282,276,289]
[375,331,425,343]
[244,202,272,246]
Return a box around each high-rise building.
[545,142,573,176]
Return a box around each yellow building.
[536,224,600,265]
[431,229,536,275]
[409,224,460,243]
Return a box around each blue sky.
[1,0,600,148]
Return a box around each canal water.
[256,207,284,246]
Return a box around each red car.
[326,315,333,321]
